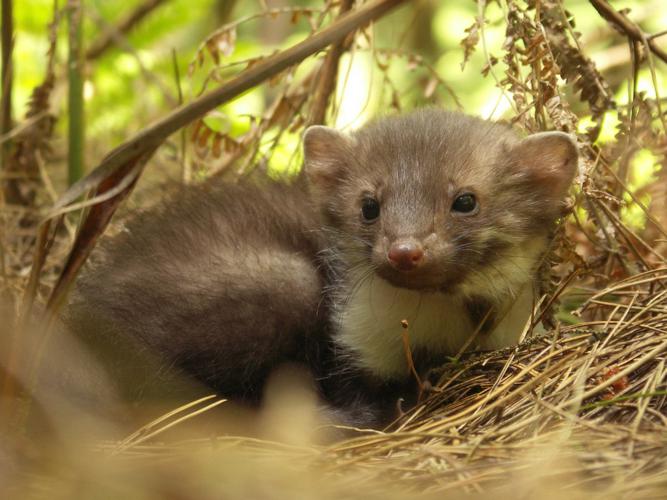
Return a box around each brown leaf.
[460,19,480,69]
[212,133,223,158]
[214,28,236,57]
[190,120,204,142]
[197,126,212,148]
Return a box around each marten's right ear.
[303,126,353,189]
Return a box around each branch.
[49,0,408,214]
[85,0,168,60]
[589,0,667,64]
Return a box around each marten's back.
[64,179,326,404]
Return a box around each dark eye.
[452,193,477,214]
[361,197,380,222]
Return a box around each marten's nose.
[388,240,424,271]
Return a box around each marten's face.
[304,110,577,295]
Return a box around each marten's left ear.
[303,126,354,190]
[511,131,578,200]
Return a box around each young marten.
[63,109,577,427]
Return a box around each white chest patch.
[333,273,535,380]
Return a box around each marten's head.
[303,109,577,297]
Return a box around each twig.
[85,0,168,60]
[648,28,667,41]
[172,48,188,182]
[588,0,667,64]
[400,320,422,389]
[87,4,177,107]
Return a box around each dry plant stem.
[171,48,188,182]
[478,0,517,116]
[588,0,667,64]
[562,340,667,409]
[529,276,574,333]
[195,6,326,68]
[401,320,422,389]
[370,47,460,107]
[49,0,408,214]
[16,155,147,428]
[209,65,316,177]
[332,349,584,457]
[118,399,227,451]
[0,111,48,146]
[115,395,223,453]
[307,0,355,126]
[46,162,144,220]
[0,219,57,408]
[641,37,667,134]
[453,307,494,361]
[85,0,168,60]
[584,268,667,304]
[44,153,150,317]
[597,200,665,267]
[603,144,667,245]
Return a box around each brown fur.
[64,179,326,405]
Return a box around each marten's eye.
[361,197,380,222]
[451,193,477,214]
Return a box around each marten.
[62,108,578,428]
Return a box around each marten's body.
[65,181,326,405]
[64,109,578,427]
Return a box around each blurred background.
[10,0,666,183]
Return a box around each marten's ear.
[303,126,354,189]
[511,131,578,200]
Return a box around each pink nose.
[387,241,424,271]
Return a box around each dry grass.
[118,270,667,497]
[4,258,665,499]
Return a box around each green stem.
[1,0,13,175]
[67,0,85,185]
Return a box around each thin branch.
[85,0,169,60]
[648,28,667,41]
[87,5,177,106]
[171,48,188,182]
[588,0,667,64]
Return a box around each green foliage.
[10,0,667,195]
